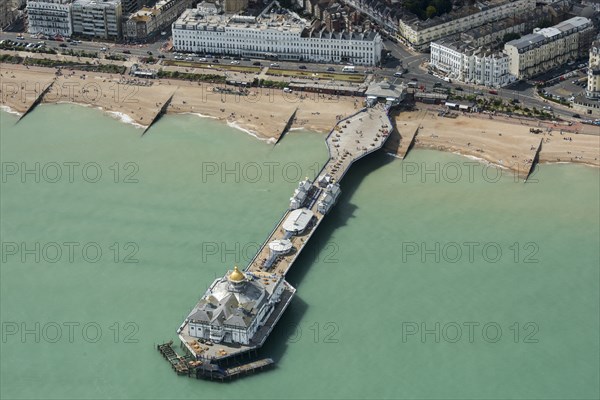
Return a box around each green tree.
[426,5,437,18]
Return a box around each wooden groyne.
[274,107,298,145]
[142,92,176,136]
[17,78,56,123]
[398,126,419,159]
[525,138,543,182]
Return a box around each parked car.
[489,90,498,95]
[454,86,464,91]
[59,43,68,48]
[572,113,581,118]
[326,67,335,72]
[474,91,483,95]
[253,61,262,66]
[299,65,307,69]
[122,50,131,54]
[230,60,240,64]
[270,63,280,67]
[433,82,442,88]
[393,71,403,77]
[198,58,207,62]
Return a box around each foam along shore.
[0,63,360,140]
[1,63,598,175]
[391,109,600,177]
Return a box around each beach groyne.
[17,78,56,123]
[142,91,176,136]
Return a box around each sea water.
[1,104,598,399]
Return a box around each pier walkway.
[245,104,391,279]
[168,101,395,375]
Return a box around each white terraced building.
[27,0,73,37]
[71,0,122,39]
[172,4,383,65]
[504,16,596,79]
[398,0,536,51]
[430,39,515,87]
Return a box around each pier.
[245,105,392,278]
[159,81,405,380]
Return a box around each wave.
[186,112,218,120]
[106,110,146,129]
[226,120,276,144]
[0,105,22,117]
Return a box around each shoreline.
[1,63,598,174]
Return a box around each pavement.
[1,31,596,127]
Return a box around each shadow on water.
[258,148,398,365]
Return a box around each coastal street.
[1,31,595,126]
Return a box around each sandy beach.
[1,63,598,174]
[391,109,599,176]
[0,64,360,139]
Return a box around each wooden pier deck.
[245,104,392,279]
[167,103,394,380]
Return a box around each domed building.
[179,266,295,352]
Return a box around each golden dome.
[229,266,245,282]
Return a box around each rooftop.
[403,0,529,31]
[174,6,307,33]
[72,0,120,7]
[173,4,379,40]
[506,17,592,50]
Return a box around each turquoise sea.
[1,104,599,399]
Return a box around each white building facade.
[587,39,600,99]
[27,0,73,37]
[504,17,596,79]
[398,0,536,51]
[71,0,121,39]
[430,40,515,87]
[172,6,383,65]
[183,267,287,345]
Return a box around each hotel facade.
[172,5,383,65]
[123,0,193,41]
[398,0,536,51]
[430,40,515,87]
[504,17,596,79]
[71,0,121,39]
[27,0,73,37]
